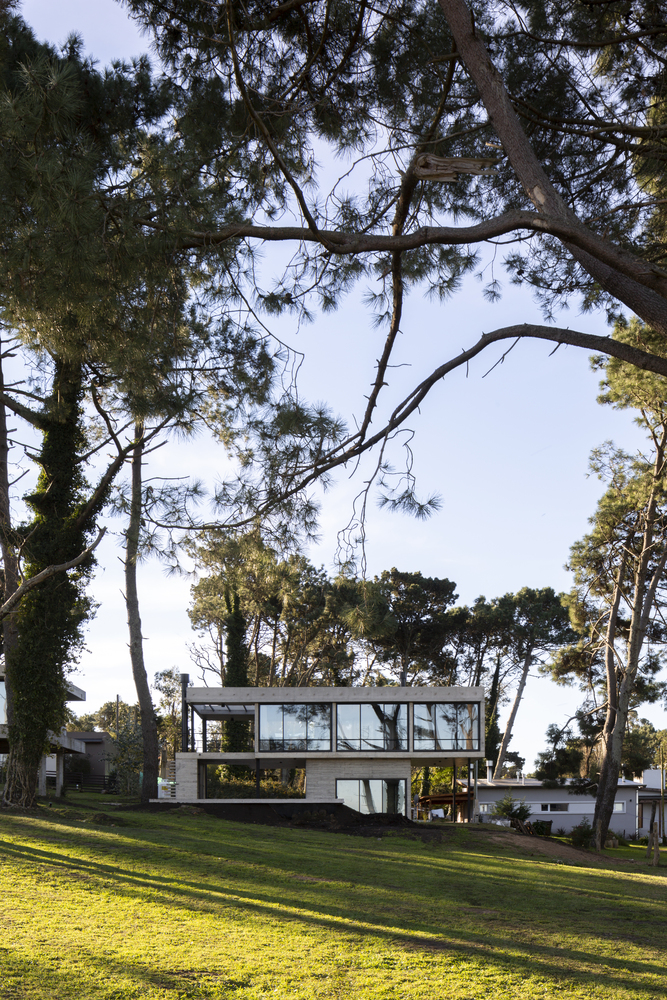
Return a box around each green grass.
[1,799,666,1000]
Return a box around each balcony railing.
[192,736,255,753]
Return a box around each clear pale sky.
[17,0,667,768]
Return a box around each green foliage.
[68,700,137,735]
[0,14,284,804]
[411,766,454,798]
[224,590,249,688]
[4,362,94,790]
[535,723,587,788]
[188,529,390,687]
[570,819,594,850]
[535,715,666,791]
[107,721,143,796]
[369,568,459,685]
[544,321,667,842]
[530,820,552,837]
[491,792,531,822]
[206,770,304,799]
[152,668,182,756]
[485,655,502,765]
[621,719,667,778]
[501,752,526,780]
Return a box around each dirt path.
[486,830,662,870]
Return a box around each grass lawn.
[1,798,666,1000]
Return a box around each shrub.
[531,819,553,836]
[570,818,593,849]
[491,792,532,822]
[608,830,629,847]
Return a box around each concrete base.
[149,798,343,805]
[146,798,352,827]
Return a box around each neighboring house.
[46,731,116,790]
[476,775,640,838]
[170,682,485,815]
[0,671,87,796]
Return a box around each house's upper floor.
[181,682,485,763]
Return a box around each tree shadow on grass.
[2,837,667,998]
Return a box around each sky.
[15,0,667,768]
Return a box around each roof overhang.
[187,685,484,709]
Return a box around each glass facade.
[413,702,480,751]
[336,778,406,815]
[0,677,5,725]
[258,703,331,751]
[336,703,407,751]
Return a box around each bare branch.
[0,528,106,622]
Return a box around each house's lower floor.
[173,754,414,815]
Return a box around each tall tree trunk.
[592,557,625,850]
[493,646,533,779]
[222,590,250,771]
[0,345,20,798]
[485,655,502,767]
[437,0,667,337]
[124,422,159,805]
[593,515,667,849]
[3,360,89,807]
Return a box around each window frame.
[335,703,408,752]
[412,702,480,752]
[335,778,407,815]
[257,703,332,752]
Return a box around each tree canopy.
[116,0,667,519]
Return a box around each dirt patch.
[485,831,636,867]
[290,874,334,883]
[85,812,126,826]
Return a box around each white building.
[476,775,639,837]
[636,769,666,837]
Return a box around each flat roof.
[65,681,86,702]
[187,686,483,707]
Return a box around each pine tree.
[547,320,667,849]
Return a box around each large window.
[258,703,331,751]
[336,778,407,815]
[336,703,407,751]
[413,702,479,751]
[0,678,5,725]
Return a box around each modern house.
[0,671,88,796]
[475,772,640,838]
[169,681,485,815]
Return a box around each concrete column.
[55,753,64,798]
[37,757,47,797]
[174,753,198,800]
